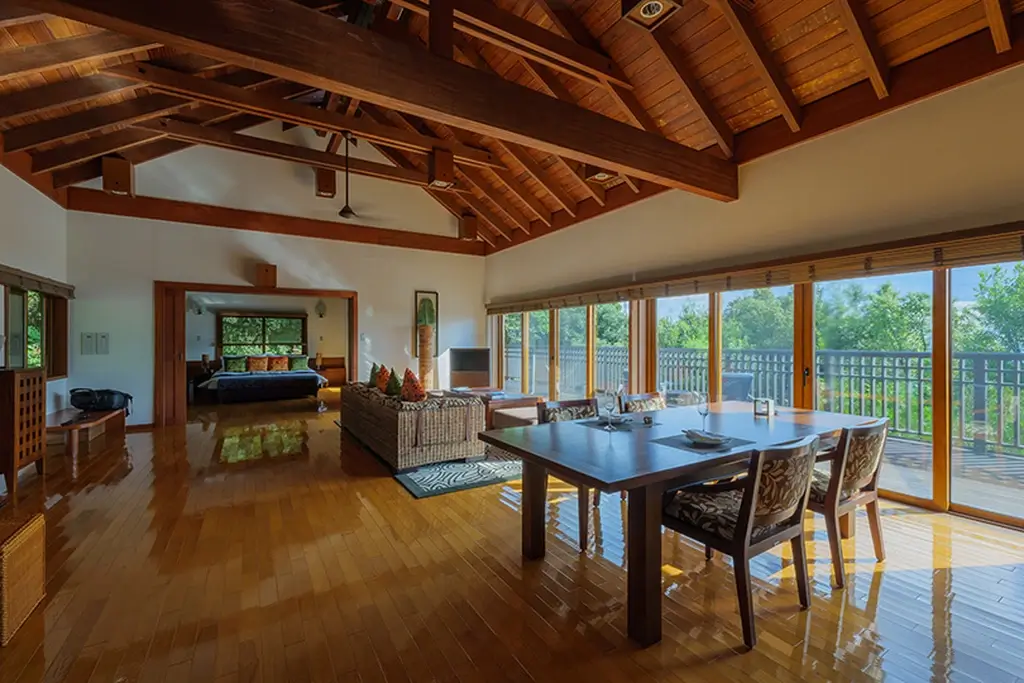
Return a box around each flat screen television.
[449,347,491,388]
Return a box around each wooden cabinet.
[0,370,46,499]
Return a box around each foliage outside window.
[219,315,306,356]
[26,291,44,368]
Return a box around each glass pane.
[722,287,794,405]
[815,275,933,499]
[7,290,25,369]
[26,291,43,369]
[221,316,264,344]
[503,314,522,391]
[951,263,1024,518]
[557,307,587,399]
[526,311,549,396]
[266,317,303,343]
[222,344,265,357]
[267,344,302,355]
[656,294,709,404]
[594,302,629,393]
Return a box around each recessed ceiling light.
[640,1,665,19]
[621,0,681,31]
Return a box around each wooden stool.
[0,513,45,646]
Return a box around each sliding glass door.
[814,274,933,500]
[557,307,587,399]
[526,311,549,396]
[721,287,794,406]
[656,294,709,402]
[594,302,629,393]
[502,313,522,391]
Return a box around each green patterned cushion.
[385,367,402,396]
[289,355,309,371]
[224,357,246,372]
[369,363,380,385]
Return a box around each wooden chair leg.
[790,535,811,609]
[705,545,713,561]
[838,512,855,539]
[592,488,601,508]
[824,512,846,589]
[866,500,886,562]
[578,486,589,552]
[733,556,757,649]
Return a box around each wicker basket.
[0,513,45,646]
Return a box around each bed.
[198,369,329,404]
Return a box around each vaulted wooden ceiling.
[1,0,1022,255]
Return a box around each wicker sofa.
[340,383,485,471]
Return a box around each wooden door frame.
[153,281,359,427]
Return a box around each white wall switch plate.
[81,332,96,355]
[96,333,110,355]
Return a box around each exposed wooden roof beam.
[0,31,160,83]
[2,69,274,153]
[459,192,511,241]
[106,62,503,169]
[982,0,1013,53]
[834,0,889,98]
[495,140,577,217]
[389,0,630,89]
[33,79,307,174]
[710,0,801,132]
[133,117,477,192]
[0,4,49,28]
[428,0,453,59]
[645,28,733,156]
[0,73,136,122]
[31,0,737,199]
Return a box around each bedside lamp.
[201,353,210,371]
[315,352,323,370]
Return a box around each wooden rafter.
[710,0,801,132]
[105,63,502,169]
[494,139,577,217]
[389,0,630,88]
[0,73,137,123]
[834,0,889,98]
[0,4,49,28]
[28,0,737,200]
[982,0,1013,53]
[428,0,453,58]
[0,31,160,82]
[645,28,733,157]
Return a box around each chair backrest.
[619,392,666,413]
[833,418,889,496]
[537,398,598,424]
[665,390,701,407]
[738,435,820,533]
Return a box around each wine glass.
[696,392,710,432]
[602,388,618,431]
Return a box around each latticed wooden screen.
[13,371,45,470]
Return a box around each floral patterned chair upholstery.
[807,418,889,589]
[662,435,820,649]
[619,392,667,413]
[536,399,599,552]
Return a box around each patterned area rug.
[395,457,522,499]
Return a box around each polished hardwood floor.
[2,397,1024,682]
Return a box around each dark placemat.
[578,418,660,432]
[652,434,756,455]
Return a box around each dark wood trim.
[0,4,49,28]
[66,188,488,256]
[0,262,74,299]
[0,73,137,123]
[0,149,67,207]
[982,0,1013,53]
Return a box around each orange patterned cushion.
[268,356,289,372]
[401,369,426,402]
[247,356,269,372]
[375,366,391,392]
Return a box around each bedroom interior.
[4,0,1024,680]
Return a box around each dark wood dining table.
[477,400,870,647]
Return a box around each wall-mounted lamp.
[314,299,327,318]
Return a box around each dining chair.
[619,391,666,413]
[537,399,599,551]
[808,418,889,589]
[662,435,820,649]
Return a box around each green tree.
[972,264,1024,352]
[723,288,793,349]
[595,302,628,346]
[657,301,708,348]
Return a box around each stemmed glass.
[696,392,710,432]
[600,384,623,431]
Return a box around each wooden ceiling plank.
[0,31,161,83]
[0,4,49,28]
[835,0,890,98]
[495,139,577,217]
[30,0,737,200]
[710,0,802,132]
[0,73,137,123]
[646,28,734,156]
[132,117,455,189]
[490,165,552,227]
[459,192,512,241]
[105,62,503,169]
[32,79,308,174]
[389,0,630,88]
[982,0,1013,53]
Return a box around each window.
[218,314,307,356]
[557,307,587,399]
[721,287,794,405]
[502,313,522,391]
[656,294,709,400]
[26,290,43,369]
[526,311,549,396]
[594,302,629,393]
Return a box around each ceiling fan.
[338,133,357,220]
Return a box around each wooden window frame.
[45,295,68,380]
[215,311,309,357]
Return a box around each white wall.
[485,63,1024,303]
[0,167,69,411]
[184,294,349,359]
[68,212,486,425]
[83,122,460,237]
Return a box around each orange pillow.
[268,356,289,372]
[401,369,426,402]
[247,356,269,372]
[375,366,391,392]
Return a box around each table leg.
[66,430,80,481]
[522,460,548,560]
[839,512,855,539]
[627,484,663,646]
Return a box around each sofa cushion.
[268,356,289,372]
[247,356,269,372]
[493,406,538,428]
[376,366,391,392]
[401,369,427,402]
[289,355,309,371]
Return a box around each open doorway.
[154,282,357,427]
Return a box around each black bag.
[69,388,133,416]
